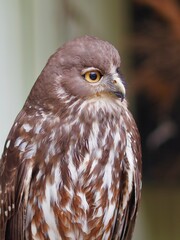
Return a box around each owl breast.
[25,101,134,240]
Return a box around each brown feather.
[0,36,141,240]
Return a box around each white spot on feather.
[18,141,28,151]
[102,149,114,190]
[122,132,135,210]
[96,207,103,217]
[41,181,61,239]
[26,205,34,229]
[5,210,8,217]
[50,165,61,203]
[84,153,90,162]
[113,131,121,149]
[5,139,11,149]
[50,130,56,140]
[77,153,90,175]
[94,189,101,203]
[80,123,84,136]
[103,203,116,226]
[23,144,37,159]
[96,148,102,159]
[101,124,110,146]
[36,170,43,181]
[31,223,37,238]
[14,137,23,147]
[48,143,56,156]
[34,123,42,134]
[23,123,32,132]
[89,159,98,174]
[67,144,78,182]
[88,121,99,152]
[77,191,89,211]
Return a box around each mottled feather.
[0,36,141,240]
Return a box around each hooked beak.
[107,73,126,101]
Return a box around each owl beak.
[109,75,126,101]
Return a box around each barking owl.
[0,36,142,240]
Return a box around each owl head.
[27,36,126,111]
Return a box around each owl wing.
[0,111,34,240]
[113,111,142,240]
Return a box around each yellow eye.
[84,70,102,83]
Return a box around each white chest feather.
[25,100,135,239]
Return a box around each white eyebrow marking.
[81,67,102,75]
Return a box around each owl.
[0,36,141,240]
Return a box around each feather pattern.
[0,36,141,240]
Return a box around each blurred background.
[0,0,180,239]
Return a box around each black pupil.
[89,72,98,80]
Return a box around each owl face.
[56,36,126,101]
[28,36,126,110]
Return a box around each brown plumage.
[0,36,141,240]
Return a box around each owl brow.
[81,67,102,75]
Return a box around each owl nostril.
[112,80,117,84]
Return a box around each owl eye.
[83,70,102,83]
